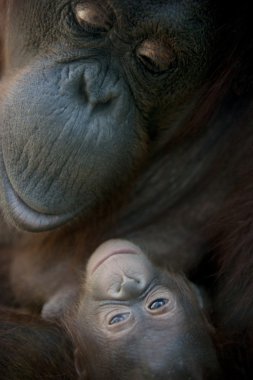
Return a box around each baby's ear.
[190,282,211,312]
[41,286,78,320]
[74,348,88,380]
[190,282,216,333]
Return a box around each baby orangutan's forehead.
[73,308,220,380]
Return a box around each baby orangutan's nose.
[110,275,145,300]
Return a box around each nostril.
[79,79,118,109]
[108,277,143,300]
[90,93,117,115]
[78,79,89,103]
[81,63,121,108]
[120,276,144,296]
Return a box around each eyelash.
[148,298,168,310]
[109,312,130,325]
[76,18,108,35]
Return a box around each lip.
[1,160,77,232]
[91,250,137,274]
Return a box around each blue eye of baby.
[149,298,168,310]
[109,313,129,325]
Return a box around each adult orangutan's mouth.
[1,163,77,232]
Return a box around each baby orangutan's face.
[84,240,180,335]
[74,240,220,380]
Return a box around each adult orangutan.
[0,0,252,378]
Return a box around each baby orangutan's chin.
[85,239,157,302]
[86,239,144,275]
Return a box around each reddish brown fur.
[0,2,253,379]
[210,158,253,379]
[0,308,75,380]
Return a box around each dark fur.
[0,308,75,380]
[212,158,253,379]
[0,1,253,379]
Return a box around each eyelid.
[136,39,175,74]
[73,2,112,34]
[101,305,132,324]
[145,286,172,301]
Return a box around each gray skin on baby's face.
[73,240,220,380]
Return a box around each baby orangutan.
[65,240,220,380]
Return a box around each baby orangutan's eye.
[109,312,130,325]
[148,298,168,310]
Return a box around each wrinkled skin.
[0,0,215,232]
[0,0,253,379]
[70,240,220,380]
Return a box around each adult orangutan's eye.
[136,40,175,74]
[109,312,130,325]
[148,298,168,310]
[74,3,112,34]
